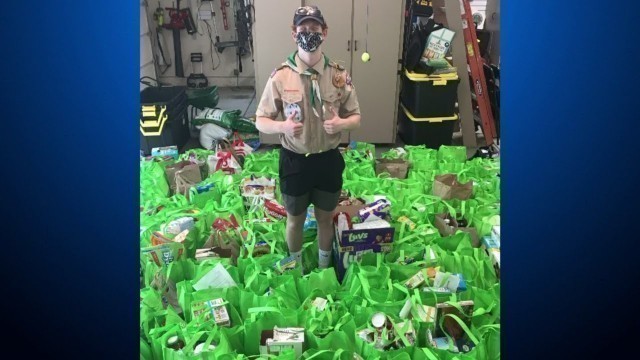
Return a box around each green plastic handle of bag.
[248,306,282,322]
[303,349,340,360]
[443,313,480,345]
[421,348,439,360]
[182,326,219,354]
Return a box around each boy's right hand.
[281,111,303,137]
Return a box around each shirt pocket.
[322,91,342,120]
[282,92,303,122]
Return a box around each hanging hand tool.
[152,2,172,74]
[220,0,230,30]
[163,0,197,78]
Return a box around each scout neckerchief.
[286,51,330,118]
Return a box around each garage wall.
[469,0,488,29]
[141,1,157,90]
[144,0,255,88]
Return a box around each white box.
[262,327,305,357]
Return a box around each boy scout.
[255,5,361,271]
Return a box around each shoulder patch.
[270,64,288,78]
[329,61,346,71]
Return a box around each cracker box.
[190,298,231,326]
[332,204,394,281]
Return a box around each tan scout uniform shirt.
[256,52,360,154]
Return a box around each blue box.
[151,145,179,159]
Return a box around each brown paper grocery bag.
[375,159,410,179]
[165,161,202,195]
[433,174,473,200]
[458,227,481,248]
[435,213,481,247]
[435,213,459,237]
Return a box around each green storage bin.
[186,86,220,110]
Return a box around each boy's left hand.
[323,107,343,134]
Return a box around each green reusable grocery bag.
[140,288,169,342]
[154,322,234,360]
[140,337,154,360]
[141,160,171,203]
[437,248,498,290]
[301,348,361,360]
[354,317,418,360]
[437,161,466,174]
[307,322,358,354]
[456,284,500,328]
[140,194,190,222]
[188,181,222,209]
[407,147,438,173]
[468,205,500,237]
[242,150,279,176]
[242,307,300,355]
[434,232,474,256]
[202,192,245,228]
[192,259,241,291]
[437,145,467,163]
[296,268,341,302]
[301,239,319,271]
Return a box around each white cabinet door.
[349,0,404,143]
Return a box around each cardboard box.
[190,298,231,326]
[151,145,179,159]
[404,270,427,289]
[333,204,394,281]
[414,304,437,323]
[260,327,305,357]
[274,256,297,274]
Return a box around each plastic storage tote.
[397,103,458,149]
[400,69,460,118]
[140,86,189,155]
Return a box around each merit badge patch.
[284,103,302,122]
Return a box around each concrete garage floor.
[184,87,489,158]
